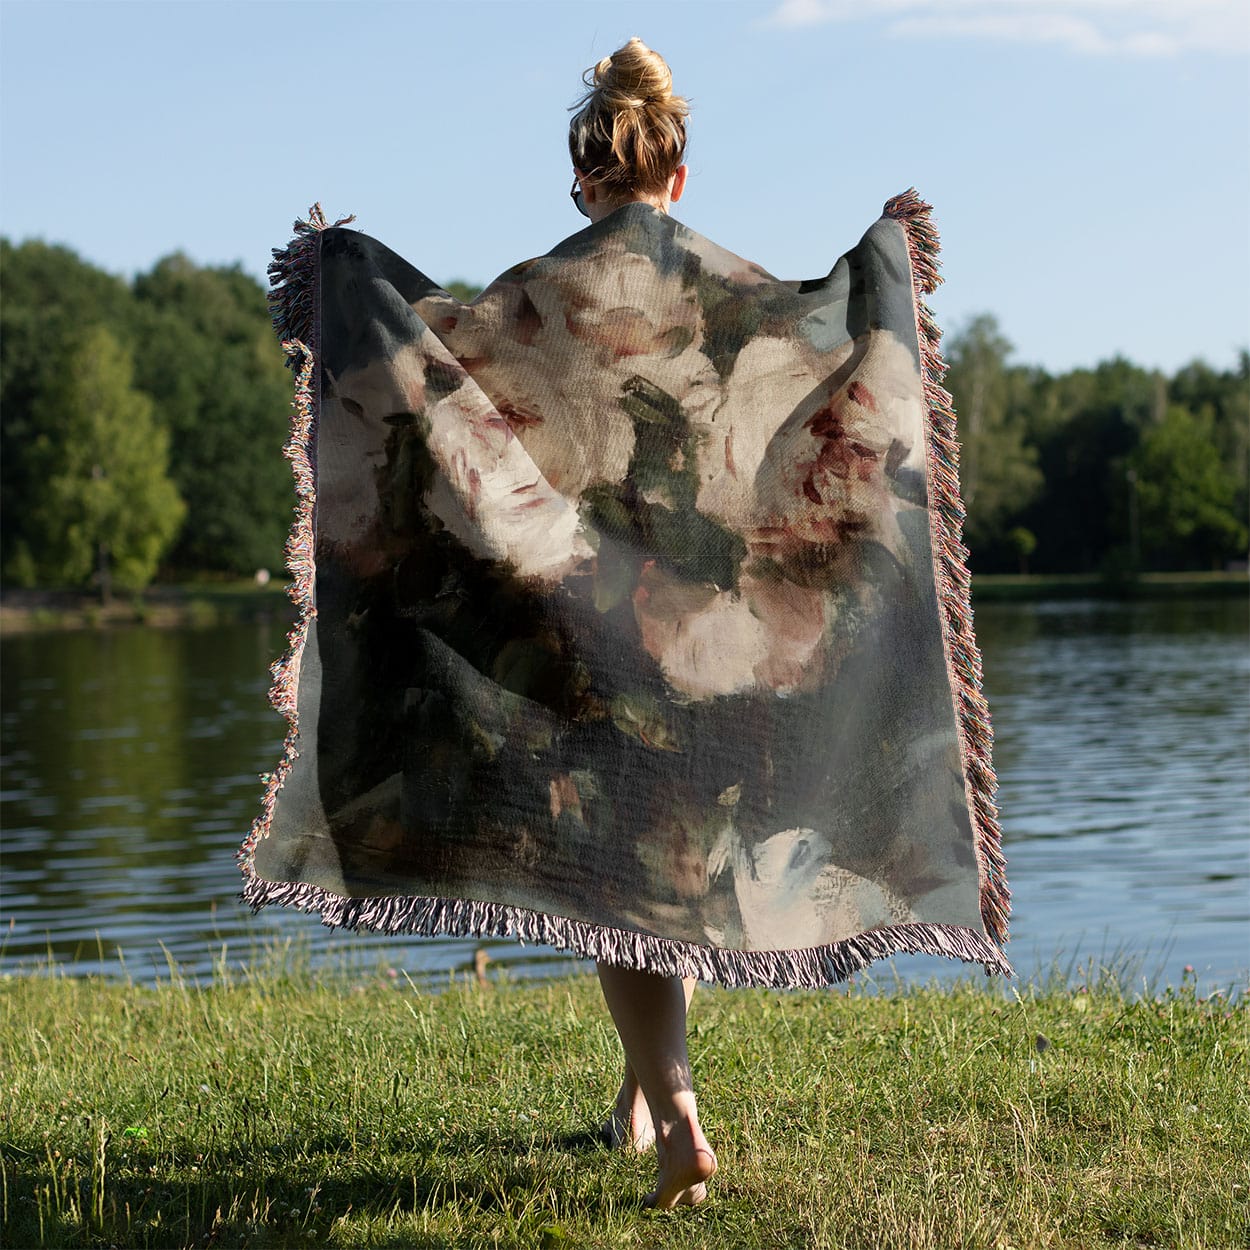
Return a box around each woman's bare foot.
[602,1074,655,1151]
[594,966,712,1207]
[645,1115,717,1209]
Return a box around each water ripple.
[2,601,1246,992]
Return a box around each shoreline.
[0,582,294,635]
[968,569,1248,601]
[1,571,1245,635]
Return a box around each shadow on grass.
[4,1127,638,1250]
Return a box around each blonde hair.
[568,38,689,198]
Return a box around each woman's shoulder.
[517,204,783,296]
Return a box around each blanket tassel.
[884,188,1011,951]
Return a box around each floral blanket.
[239,192,1011,986]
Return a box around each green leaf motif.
[610,693,683,753]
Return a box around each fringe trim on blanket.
[265,203,355,355]
[237,205,349,875]
[883,189,1011,948]
[240,871,1013,987]
[239,198,1014,989]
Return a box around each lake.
[2,597,1246,994]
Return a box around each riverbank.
[1,571,1244,635]
[2,969,1244,1249]
[0,582,293,635]
[969,569,1248,602]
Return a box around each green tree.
[443,280,483,302]
[1,239,139,579]
[1169,353,1250,535]
[943,315,1043,565]
[131,256,293,574]
[22,327,185,595]
[1007,526,1037,574]
[1129,405,1246,570]
[1021,357,1163,572]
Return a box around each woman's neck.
[586,193,668,224]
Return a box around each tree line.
[1,238,1245,594]
[945,315,1247,575]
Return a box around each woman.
[245,34,1009,1220]
[566,38,717,1210]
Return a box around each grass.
[1,961,1246,1250]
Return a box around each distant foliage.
[942,315,1044,556]
[15,326,184,593]
[0,237,1244,586]
[443,279,484,303]
[131,255,293,574]
[1,241,295,586]
[1,240,138,582]
[1130,406,1246,569]
[942,318,1248,574]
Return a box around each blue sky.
[2,0,1246,374]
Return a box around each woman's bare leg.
[602,1057,655,1151]
[596,964,716,1208]
[602,977,696,1151]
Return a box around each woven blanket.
[239,192,1011,987]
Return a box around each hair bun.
[569,38,689,197]
[595,36,673,109]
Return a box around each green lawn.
[2,963,1246,1249]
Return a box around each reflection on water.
[964,596,1249,992]
[2,597,1246,991]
